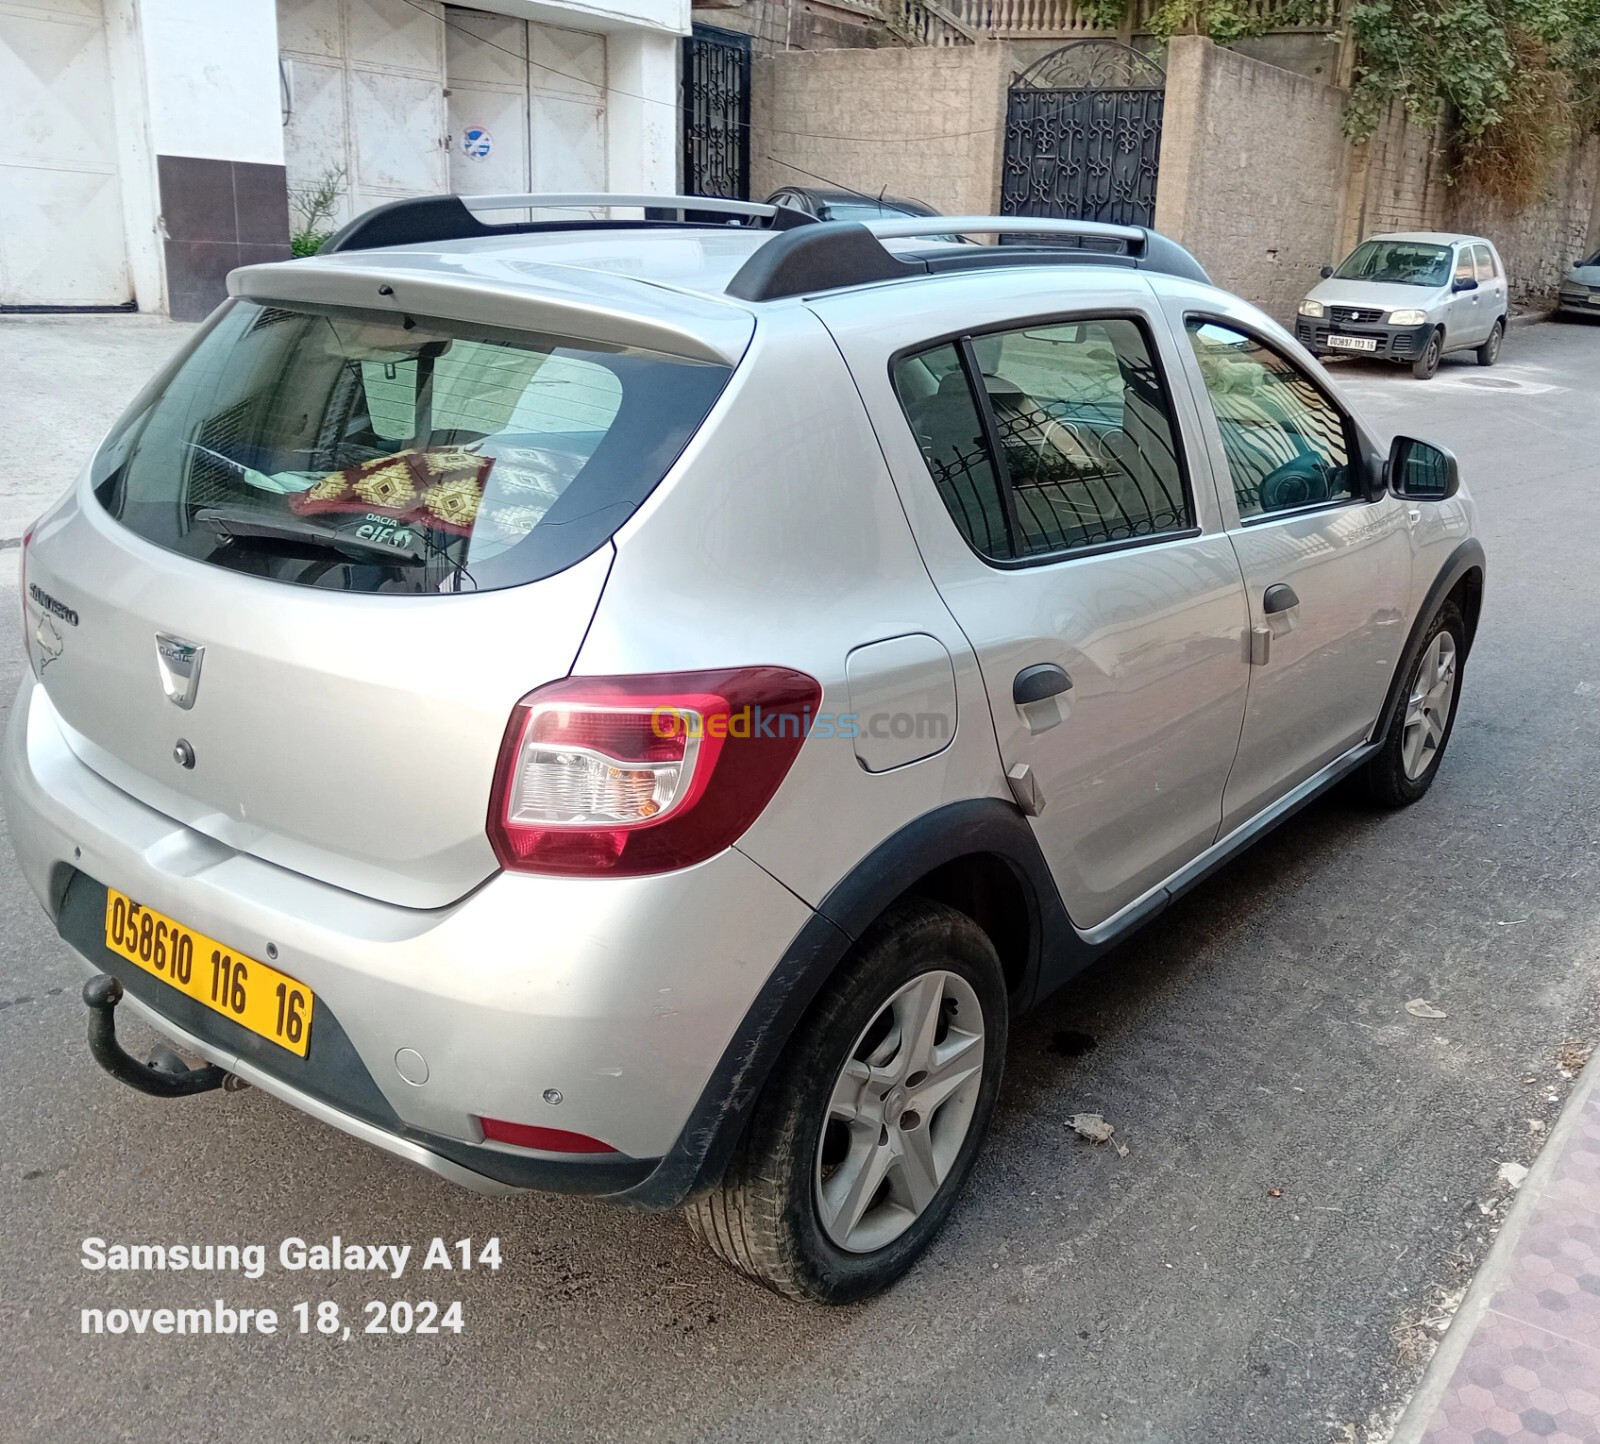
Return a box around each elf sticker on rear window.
[291,450,490,534]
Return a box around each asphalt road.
[2,317,1599,1444]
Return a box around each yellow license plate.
[103,889,314,1057]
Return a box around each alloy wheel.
[814,969,986,1253]
[1401,630,1458,779]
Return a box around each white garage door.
[444,7,605,203]
[0,0,131,307]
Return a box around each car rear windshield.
[1333,240,1452,287]
[91,300,732,594]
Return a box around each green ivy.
[1076,0,1315,36]
[1341,0,1598,200]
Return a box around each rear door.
[1171,310,1410,830]
[814,277,1251,932]
[1473,243,1508,324]
[1449,243,1489,346]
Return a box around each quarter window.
[1184,319,1354,520]
[893,317,1191,562]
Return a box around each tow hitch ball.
[82,974,236,1097]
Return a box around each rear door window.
[893,317,1192,562]
[91,301,732,593]
[1472,244,1497,282]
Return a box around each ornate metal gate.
[681,24,751,201]
[1001,40,1165,229]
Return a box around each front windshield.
[1334,240,1452,287]
[1582,250,1600,268]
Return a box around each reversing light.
[487,667,821,877]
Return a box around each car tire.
[1359,599,1465,807]
[1476,318,1505,366]
[1411,328,1444,379]
[685,899,1008,1304]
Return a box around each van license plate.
[1327,335,1379,352]
[103,889,314,1057]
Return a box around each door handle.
[1262,583,1300,615]
[1013,663,1072,705]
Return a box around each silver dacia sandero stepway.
[4,194,1484,1302]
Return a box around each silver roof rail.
[866,216,1145,244]
[724,217,1212,302]
[461,193,787,221]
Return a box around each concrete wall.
[750,33,1599,314]
[693,0,889,56]
[1449,137,1600,308]
[752,42,1010,215]
[1155,36,1347,322]
[1158,38,1600,316]
[1337,98,1446,254]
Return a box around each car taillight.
[488,667,821,877]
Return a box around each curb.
[1507,310,1555,329]
[1386,1043,1600,1444]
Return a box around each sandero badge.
[154,634,205,710]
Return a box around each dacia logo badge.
[155,634,205,710]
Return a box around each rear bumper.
[3,674,814,1201]
[1295,317,1433,359]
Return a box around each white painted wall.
[605,28,678,194]
[139,0,284,165]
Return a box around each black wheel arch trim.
[1372,537,1485,746]
[614,799,1089,1210]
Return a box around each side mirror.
[1389,436,1460,500]
[1452,275,1478,293]
[1319,265,1333,279]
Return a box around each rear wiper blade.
[192,506,428,565]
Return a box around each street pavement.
[1,315,1598,1444]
